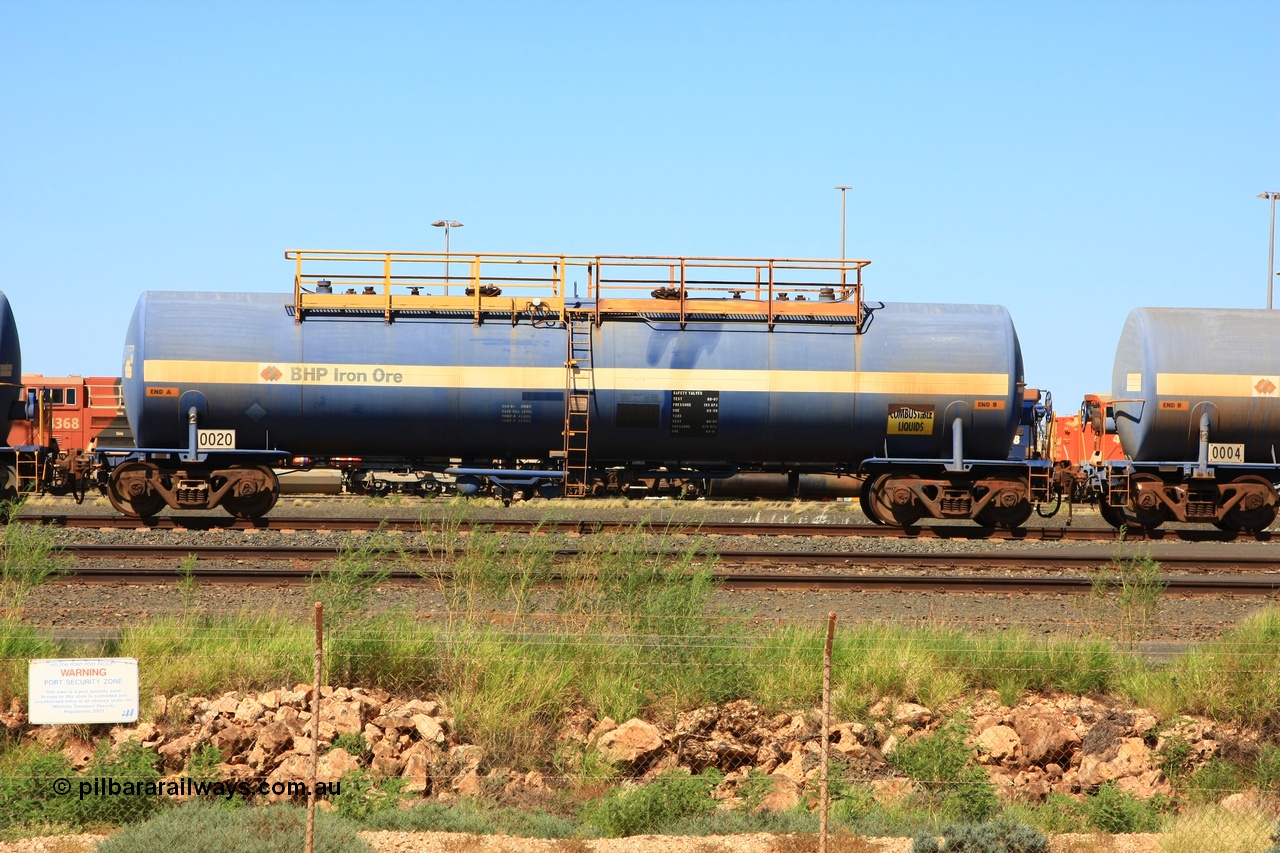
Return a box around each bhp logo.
[261,366,283,382]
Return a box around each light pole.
[432,219,463,287]
[835,186,852,261]
[1259,193,1278,310]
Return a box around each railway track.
[50,563,1280,596]
[52,543,1280,595]
[17,513,1279,542]
[57,542,1280,573]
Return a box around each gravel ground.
[0,830,1165,853]
[15,494,1280,643]
[1,497,1248,852]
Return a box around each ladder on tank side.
[562,313,594,497]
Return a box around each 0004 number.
[1208,443,1244,464]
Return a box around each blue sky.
[2,0,1277,413]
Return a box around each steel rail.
[18,514,1278,542]
[48,564,1280,595]
[58,543,1280,573]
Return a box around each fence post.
[818,610,836,853]
[305,602,323,853]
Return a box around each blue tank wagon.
[1097,307,1280,532]
[0,292,26,499]
[111,251,1055,523]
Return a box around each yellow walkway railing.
[288,250,868,327]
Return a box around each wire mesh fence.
[1,601,1279,851]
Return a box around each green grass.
[1,517,68,617]
[117,614,313,697]
[1123,607,1280,729]
[3,514,1280,843]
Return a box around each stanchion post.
[819,610,836,853]
[305,602,323,853]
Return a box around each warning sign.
[887,404,936,435]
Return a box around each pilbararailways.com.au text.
[52,777,342,801]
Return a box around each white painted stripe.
[143,360,1009,396]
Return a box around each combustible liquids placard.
[28,659,140,724]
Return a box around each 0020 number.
[196,429,236,450]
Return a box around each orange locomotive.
[5,375,132,495]
[1049,393,1126,501]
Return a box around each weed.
[176,553,199,612]
[1159,804,1276,853]
[328,732,370,760]
[911,817,1047,853]
[736,768,777,812]
[94,799,372,853]
[581,768,723,837]
[1080,781,1171,833]
[1154,726,1195,784]
[0,618,63,705]
[309,529,398,627]
[1182,757,1249,804]
[331,769,403,822]
[1088,540,1166,643]
[0,518,67,617]
[889,716,998,822]
[186,743,223,784]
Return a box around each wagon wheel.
[1119,473,1168,531]
[1218,475,1278,534]
[867,473,925,527]
[107,461,166,518]
[976,495,1032,529]
[1097,496,1126,530]
[0,466,17,503]
[859,477,886,524]
[222,465,280,519]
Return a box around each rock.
[675,706,719,738]
[322,700,364,735]
[412,713,446,744]
[401,699,442,717]
[400,752,431,794]
[210,724,253,759]
[1078,738,1153,789]
[62,738,95,769]
[454,766,483,797]
[597,719,664,766]
[371,754,403,777]
[317,747,360,783]
[892,702,932,727]
[255,720,293,757]
[158,733,198,770]
[234,697,265,724]
[830,723,868,759]
[1013,712,1081,766]
[759,776,802,811]
[587,717,618,746]
[680,734,756,772]
[976,725,1020,763]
